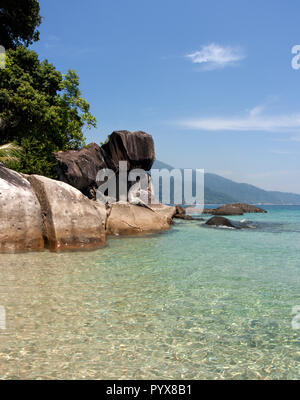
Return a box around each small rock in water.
[205,216,237,229]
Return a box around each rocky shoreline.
[0,130,176,253]
[0,130,269,253]
[0,163,176,253]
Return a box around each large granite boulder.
[27,175,106,251]
[202,208,217,214]
[210,205,244,215]
[101,130,155,172]
[106,202,171,236]
[53,131,156,200]
[202,203,267,216]
[0,165,44,252]
[148,203,176,223]
[0,164,174,252]
[54,143,106,198]
[227,203,267,213]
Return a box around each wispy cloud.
[249,105,265,117]
[247,96,278,117]
[186,43,245,70]
[290,134,300,142]
[177,104,300,133]
[270,150,296,155]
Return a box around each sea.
[0,205,299,379]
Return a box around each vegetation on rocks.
[0,0,97,177]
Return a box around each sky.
[32,0,300,193]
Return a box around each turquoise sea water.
[0,205,299,379]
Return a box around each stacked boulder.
[0,130,176,253]
[54,143,106,198]
[54,130,155,200]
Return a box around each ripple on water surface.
[0,206,299,379]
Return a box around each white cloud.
[186,43,245,70]
[249,105,265,117]
[248,96,278,117]
[177,107,300,133]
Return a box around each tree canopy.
[0,0,42,49]
[0,0,98,177]
[0,47,97,176]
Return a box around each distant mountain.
[204,173,300,204]
[152,160,300,205]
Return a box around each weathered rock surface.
[202,208,217,214]
[210,205,244,215]
[53,131,156,199]
[227,203,267,213]
[101,130,155,172]
[0,164,176,252]
[175,214,194,220]
[54,143,106,198]
[202,203,267,216]
[0,165,44,252]
[106,202,171,236]
[27,175,106,251]
[93,201,109,230]
[205,216,237,228]
[149,203,176,223]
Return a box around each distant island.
[152,160,300,205]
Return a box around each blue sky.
[32,0,300,193]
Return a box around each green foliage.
[0,0,42,49]
[0,1,97,177]
[19,136,57,176]
[61,70,97,149]
[0,47,97,177]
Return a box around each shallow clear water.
[0,205,299,379]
